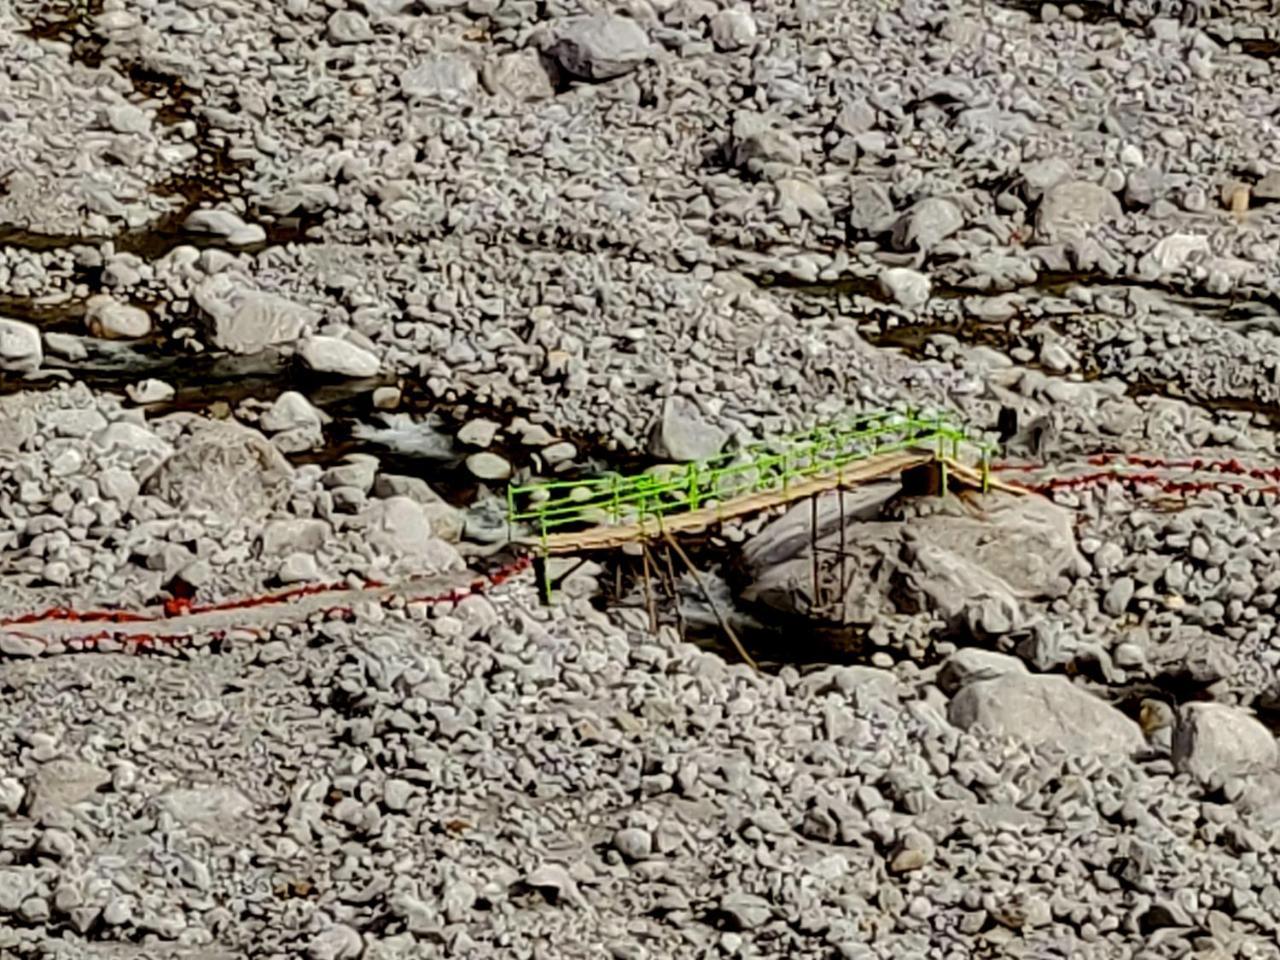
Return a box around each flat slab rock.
[948,672,1145,757]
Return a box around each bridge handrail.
[506,409,993,542]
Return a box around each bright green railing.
[506,409,994,548]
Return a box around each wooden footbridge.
[506,410,1024,628]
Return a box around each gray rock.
[367,496,435,557]
[613,827,653,860]
[1173,703,1279,789]
[458,418,501,447]
[146,421,294,520]
[730,112,802,171]
[718,891,772,930]
[309,923,363,960]
[937,649,1028,696]
[650,396,726,462]
[279,552,319,583]
[847,178,896,234]
[709,6,758,50]
[0,318,42,372]
[1035,180,1122,242]
[183,208,266,246]
[879,267,931,307]
[401,56,478,101]
[298,336,380,378]
[547,14,651,81]
[466,452,512,481]
[949,673,1144,756]
[261,391,328,433]
[383,779,414,812]
[195,276,318,354]
[327,10,373,43]
[485,51,555,101]
[85,294,151,339]
[891,197,963,253]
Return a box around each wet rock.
[879,267,931,307]
[1173,703,1279,789]
[298,336,380,378]
[125,378,175,404]
[195,277,319,354]
[650,396,726,462]
[85,294,151,339]
[260,391,329,433]
[0,318,42,373]
[466,452,512,481]
[547,14,652,81]
[949,673,1144,756]
[146,421,294,520]
[183,208,267,246]
[458,418,501,447]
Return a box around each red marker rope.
[1,555,533,658]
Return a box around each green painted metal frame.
[507,409,995,555]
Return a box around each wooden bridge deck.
[520,451,1027,555]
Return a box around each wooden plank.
[513,451,1029,556]
[529,450,928,554]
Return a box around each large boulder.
[195,275,317,354]
[949,673,1144,757]
[547,14,652,81]
[0,318,42,372]
[1172,702,1278,789]
[742,490,1082,637]
[145,421,294,520]
[1035,180,1122,242]
[649,396,727,463]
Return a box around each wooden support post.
[658,543,686,643]
[534,554,552,606]
[837,483,847,621]
[810,492,821,611]
[640,539,657,633]
[663,532,758,672]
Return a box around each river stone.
[0,318,42,372]
[401,56,478,101]
[486,50,555,100]
[27,760,111,818]
[650,396,727,462]
[880,267,931,307]
[458,418,501,447]
[183,208,266,246]
[195,276,318,354]
[548,15,652,81]
[1035,180,1122,242]
[466,452,512,481]
[85,294,151,339]
[891,197,963,252]
[937,649,1029,696]
[145,421,294,520]
[848,178,896,235]
[327,10,372,43]
[1173,702,1279,789]
[949,673,1144,756]
[709,6,758,50]
[298,335,380,378]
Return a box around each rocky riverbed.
[5,0,1280,957]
